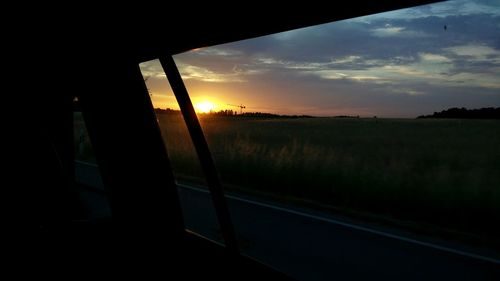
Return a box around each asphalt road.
[177,184,499,281]
[75,161,500,280]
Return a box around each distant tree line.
[240,112,314,118]
[208,109,237,116]
[154,108,238,116]
[417,107,500,119]
[154,108,180,115]
[154,108,314,118]
[332,115,360,119]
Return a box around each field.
[157,114,500,245]
[74,112,500,246]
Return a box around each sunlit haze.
[195,101,216,113]
[140,0,500,118]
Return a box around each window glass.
[74,110,96,163]
[140,60,223,243]
[143,0,500,278]
[171,0,500,274]
[73,109,112,221]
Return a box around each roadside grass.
[75,112,500,250]
[158,114,500,248]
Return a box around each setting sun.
[195,101,216,113]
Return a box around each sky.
[140,0,500,118]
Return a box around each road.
[76,161,500,280]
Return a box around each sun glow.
[194,101,216,113]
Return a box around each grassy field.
[157,114,500,245]
[74,112,500,246]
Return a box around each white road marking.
[73,161,500,265]
[178,183,500,265]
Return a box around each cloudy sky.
[140,0,500,117]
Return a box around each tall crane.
[227,103,246,114]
